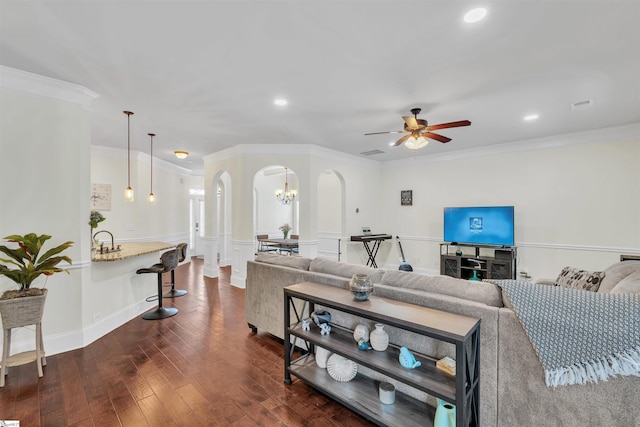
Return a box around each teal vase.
[469,270,480,281]
[434,398,456,427]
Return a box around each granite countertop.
[91,241,174,262]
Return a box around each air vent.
[360,149,385,156]
[571,99,594,110]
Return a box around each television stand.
[440,243,516,281]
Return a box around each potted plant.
[0,233,71,386]
[279,223,292,240]
[0,233,73,300]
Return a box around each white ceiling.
[1,1,639,173]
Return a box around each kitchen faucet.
[93,230,120,253]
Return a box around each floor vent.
[360,149,385,156]
[571,99,594,110]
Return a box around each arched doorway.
[254,166,299,243]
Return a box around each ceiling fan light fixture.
[174,151,189,159]
[405,135,429,150]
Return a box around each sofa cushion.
[309,258,384,282]
[381,270,503,307]
[598,261,640,293]
[610,271,640,294]
[555,267,604,292]
[254,253,311,271]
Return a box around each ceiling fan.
[365,108,471,150]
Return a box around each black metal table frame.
[283,284,481,426]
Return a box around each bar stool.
[163,242,188,298]
[0,292,47,387]
[136,248,179,320]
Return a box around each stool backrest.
[177,243,188,262]
[160,248,179,271]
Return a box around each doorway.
[190,188,205,258]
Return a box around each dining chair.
[256,234,278,253]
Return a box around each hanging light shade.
[174,151,189,159]
[275,167,297,205]
[404,133,429,150]
[148,133,155,204]
[124,111,134,202]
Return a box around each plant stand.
[0,290,47,387]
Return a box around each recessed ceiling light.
[274,99,288,106]
[464,8,487,23]
[524,114,539,121]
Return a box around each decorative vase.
[470,270,480,281]
[315,346,331,369]
[353,323,369,343]
[283,230,289,240]
[434,398,456,427]
[369,323,389,351]
[349,274,373,301]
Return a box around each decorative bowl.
[326,354,358,382]
[349,274,373,301]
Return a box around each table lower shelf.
[2,350,44,367]
[289,355,437,427]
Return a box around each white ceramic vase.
[370,323,389,351]
[353,323,369,343]
[315,346,331,369]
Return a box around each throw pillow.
[610,271,640,294]
[555,267,605,292]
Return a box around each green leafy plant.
[0,233,73,297]
[89,210,106,229]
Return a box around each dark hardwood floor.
[0,258,372,426]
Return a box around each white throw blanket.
[491,280,640,387]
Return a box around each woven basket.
[0,289,47,329]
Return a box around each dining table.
[258,237,299,254]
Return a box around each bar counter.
[91,241,174,262]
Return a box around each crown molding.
[0,65,99,109]
[382,123,640,169]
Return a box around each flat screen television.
[443,206,515,247]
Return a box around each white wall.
[204,145,385,286]
[0,67,201,357]
[205,125,639,286]
[379,125,640,280]
[0,68,95,354]
[90,146,197,244]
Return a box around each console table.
[350,234,392,268]
[284,282,480,426]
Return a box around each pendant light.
[148,133,156,204]
[124,111,134,202]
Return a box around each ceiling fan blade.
[394,134,411,146]
[426,120,471,131]
[403,116,419,129]
[364,130,404,136]
[423,132,452,143]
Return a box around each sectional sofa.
[245,253,640,427]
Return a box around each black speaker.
[495,250,512,260]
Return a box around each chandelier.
[275,167,297,205]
